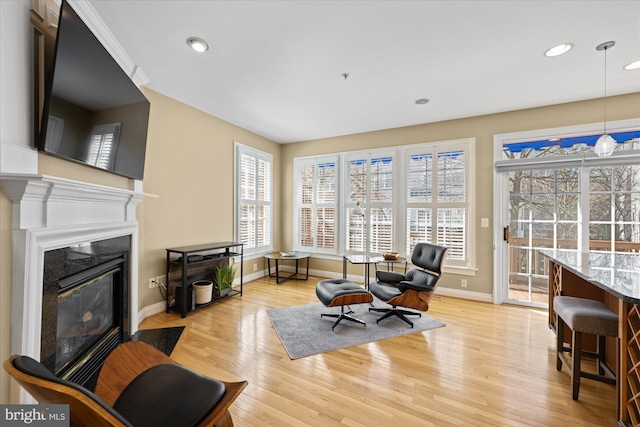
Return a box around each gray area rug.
[266,300,445,359]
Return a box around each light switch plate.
[481,218,489,228]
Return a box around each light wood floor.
[140,275,617,427]
[508,289,549,304]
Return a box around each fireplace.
[0,173,143,403]
[39,236,131,386]
[57,264,118,373]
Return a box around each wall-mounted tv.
[38,0,150,180]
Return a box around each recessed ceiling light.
[187,37,209,53]
[415,98,429,105]
[624,59,640,70]
[544,43,574,57]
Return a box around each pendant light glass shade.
[352,201,365,216]
[594,134,616,157]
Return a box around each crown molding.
[66,0,150,87]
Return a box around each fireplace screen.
[56,267,118,374]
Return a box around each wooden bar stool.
[553,295,618,400]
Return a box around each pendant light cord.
[596,41,616,134]
[603,44,608,135]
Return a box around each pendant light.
[352,200,364,216]
[352,201,366,254]
[593,41,616,157]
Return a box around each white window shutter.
[235,144,273,254]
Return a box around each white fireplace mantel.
[0,173,143,403]
[1,173,142,230]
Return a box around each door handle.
[503,225,510,244]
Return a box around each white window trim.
[343,149,396,256]
[495,119,640,171]
[398,137,477,270]
[291,138,477,274]
[234,142,273,255]
[293,155,340,255]
[399,138,476,270]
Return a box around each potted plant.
[214,263,236,297]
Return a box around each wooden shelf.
[165,242,243,318]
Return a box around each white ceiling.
[88,0,640,144]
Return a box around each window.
[405,142,472,268]
[496,128,640,255]
[590,164,640,253]
[502,130,640,160]
[345,152,394,254]
[235,143,272,255]
[294,156,338,254]
[293,138,475,271]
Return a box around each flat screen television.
[38,0,150,180]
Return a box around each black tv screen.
[38,0,150,180]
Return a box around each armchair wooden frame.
[369,243,448,328]
[4,341,247,427]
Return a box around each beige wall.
[137,89,281,309]
[281,92,640,295]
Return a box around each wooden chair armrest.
[95,341,248,427]
[197,380,248,427]
[95,341,178,406]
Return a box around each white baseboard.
[136,271,268,327]
[137,301,166,326]
[137,267,494,325]
[434,287,493,303]
[240,269,267,283]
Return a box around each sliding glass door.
[506,167,580,305]
[494,122,640,307]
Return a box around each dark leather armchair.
[4,341,247,427]
[369,242,448,327]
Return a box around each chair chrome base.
[321,306,367,331]
[369,306,421,328]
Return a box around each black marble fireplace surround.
[40,235,131,387]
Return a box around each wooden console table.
[542,250,640,426]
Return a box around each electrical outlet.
[461,279,468,288]
[155,275,165,289]
[149,278,158,288]
[253,263,258,272]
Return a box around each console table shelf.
[165,242,243,318]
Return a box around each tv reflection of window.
[88,123,120,169]
[44,116,65,152]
